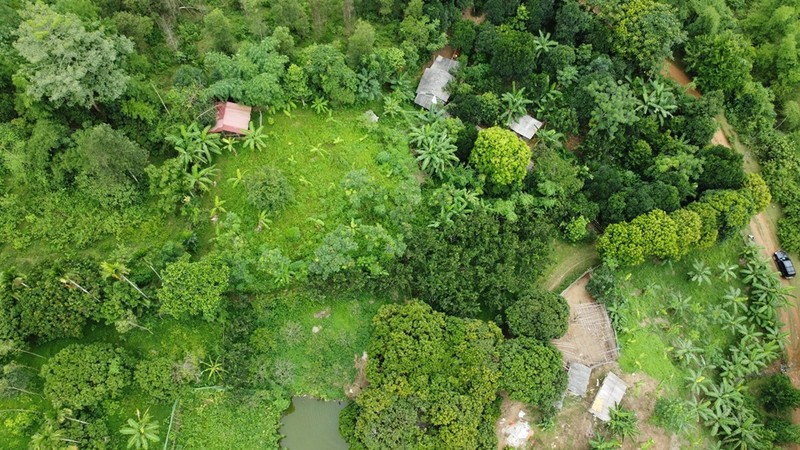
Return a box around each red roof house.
[210,102,252,135]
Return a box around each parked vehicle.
[774,250,796,279]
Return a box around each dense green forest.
[1,0,800,449]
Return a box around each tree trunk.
[121,275,149,299]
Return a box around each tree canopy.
[14,2,133,108]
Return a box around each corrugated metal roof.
[589,372,627,422]
[567,363,592,397]
[509,114,543,140]
[414,56,459,110]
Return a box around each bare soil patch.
[553,272,619,367]
[532,364,681,450]
[345,352,368,400]
[462,7,486,25]
[660,60,700,98]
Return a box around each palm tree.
[200,356,227,383]
[100,262,149,300]
[227,168,246,188]
[500,83,533,126]
[718,262,739,281]
[688,260,712,285]
[243,122,268,152]
[209,196,226,223]
[120,408,160,450]
[30,421,79,450]
[185,164,219,193]
[58,272,90,295]
[0,339,45,359]
[533,30,557,58]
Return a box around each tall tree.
[14,2,133,109]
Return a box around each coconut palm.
[120,408,160,450]
[58,272,90,295]
[100,261,149,300]
[30,420,79,450]
[0,339,44,359]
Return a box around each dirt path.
[663,60,800,446]
[462,7,485,25]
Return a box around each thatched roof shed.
[415,56,459,110]
[211,101,252,135]
[510,114,543,140]
[589,372,628,422]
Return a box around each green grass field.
[198,108,402,259]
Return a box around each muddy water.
[279,397,348,450]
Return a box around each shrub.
[470,127,530,193]
[500,338,566,406]
[506,289,569,340]
[41,343,130,411]
[653,397,697,434]
[760,374,800,412]
[134,356,183,401]
[245,166,294,213]
[561,215,590,243]
[158,254,230,321]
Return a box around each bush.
[767,417,800,444]
[41,343,130,411]
[500,338,566,406]
[760,374,800,412]
[134,356,183,401]
[158,254,231,321]
[245,166,294,213]
[506,289,569,340]
[653,397,697,434]
[470,127,531,193]
[562,215,590,243]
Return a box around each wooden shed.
[210,101,252,135]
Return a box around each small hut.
[414,56,460,110]
[210,102,252,135]
[509,114,543,140]
[589,372,628,422]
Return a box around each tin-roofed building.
[509,114,544,140]
[414,56,460,110]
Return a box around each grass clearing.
[612,238,745,394]
[253,289,386,399]
[198,108,404,259]
[540,239,598,292]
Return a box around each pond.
[279,397,348,450]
